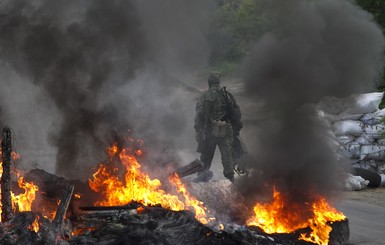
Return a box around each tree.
[208,0,265,74]
[355,0,385,97]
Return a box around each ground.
[338,188,385,245]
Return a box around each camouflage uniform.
[194,72,242,182]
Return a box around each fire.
[72,227,96,236]
[0,150,39,221]
[89,139,212,224]
[11,177,39,212]
[28,215,40,233]
[136,206,145,214]
[169,173,212,224]
[247,187,345,245]
[41,207,57,220]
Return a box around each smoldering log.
[53,184,74,228]
[1,127,13,222]
[174,159,204,178]
[70,202,277,245]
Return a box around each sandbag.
[363,123,385,138]
[376,138,385,145]
[359,145,385,160]
[337,135,355,144]
[344,174,369,191]
[354,135,375,145]
[319,92,384,115]
[332,120,364,136]
[341,144,361,159]
[345,92,384,114]
[322,111,363,123]
[318,96,349,114]
[360,108,385,125]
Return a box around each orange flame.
[0,150,39,222]
[89,140,212,224]
[169,173,213,224]
[72,227,96,236]
[11,177,39,212]
[247,187,345,245]
[89,143,185,210]
[28,215,40,233]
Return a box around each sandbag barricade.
[319,92,385,179]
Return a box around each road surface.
[337,188,385,245]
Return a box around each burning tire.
[329,218,350,245]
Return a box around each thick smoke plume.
[240,0,385,205]
[0,0,215,179]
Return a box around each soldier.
[194,72,243,182]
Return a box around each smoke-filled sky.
[240,0,384,205]
[0,0,216,179]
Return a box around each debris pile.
[0,128,350,244]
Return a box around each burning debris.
[0,128,350,245]
[246,187,346,245]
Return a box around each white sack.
[345,174,369,191]
[363,123,385,138]
[374,108,385,117]
[337,135,355,144]
[345,92,384,114]
[321,110,363,123]
[361,108,385,125]
[318,96,349,114]
[319,92,384,115]
[354,135,375,145]
[360,145,385,160]
[332,120,364,136]
[377,138,385,145]
[341,144,361,159]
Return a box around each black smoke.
[0,0,147,178]
[0,0,216,179]
[239,0,385,205]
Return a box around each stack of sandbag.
[318,92,385,175]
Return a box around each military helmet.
[208,71,221,86]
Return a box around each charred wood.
[0,169,349,245]
[54,184,74,228]
[1,127,13,222]
[70,203,276,245]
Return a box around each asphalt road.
[337,188,385,245]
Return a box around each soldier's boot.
[192,170,213,183]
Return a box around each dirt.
[343,187,385,207]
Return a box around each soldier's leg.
[200,139,217,171]
[194,139,216,182]
[218,126,235,181]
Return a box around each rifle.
[220,87,233,121]
[220,87,249,175]
[196,100,211,153]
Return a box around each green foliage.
[208,0,266,72]
[355,0,385,107]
